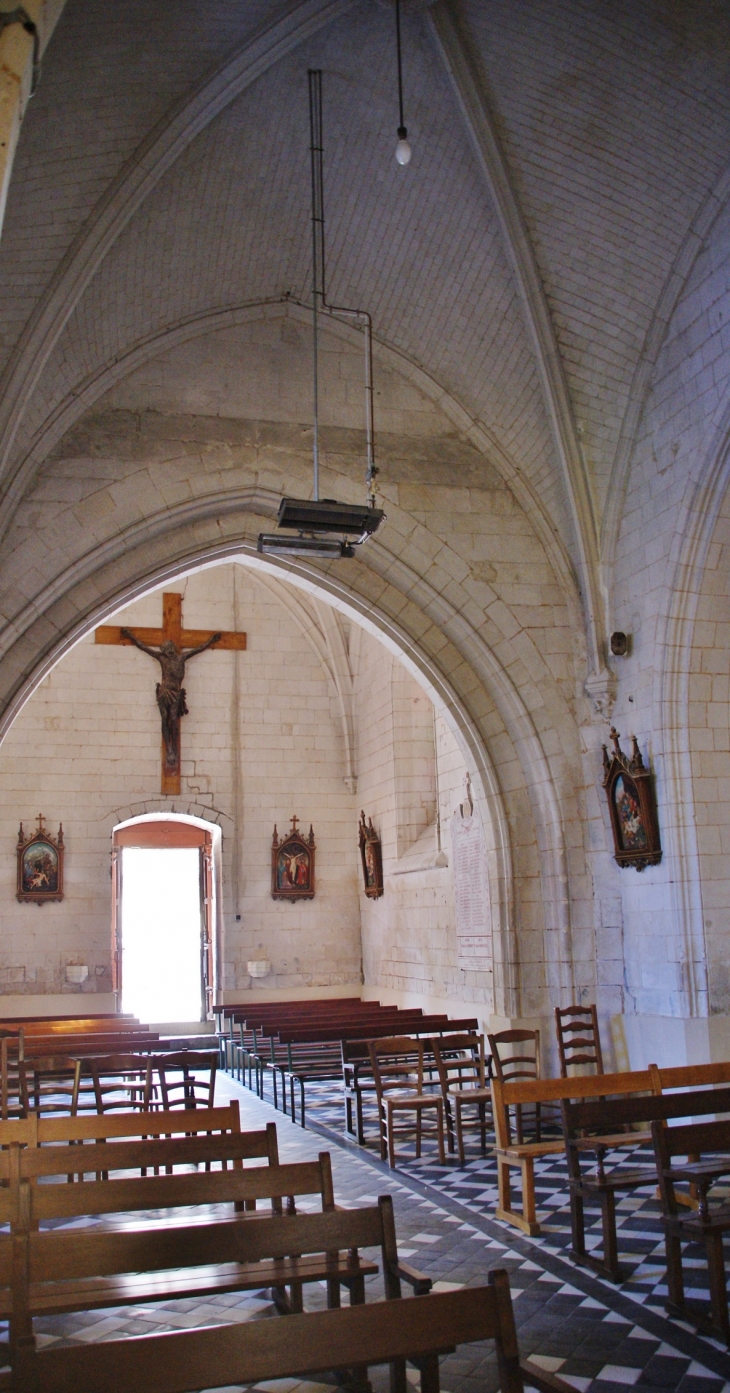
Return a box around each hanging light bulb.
[395,125,411,166]
[394,0,411,166]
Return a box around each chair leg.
[378,1103,387,1162]
[601,1190,620,1281]
[569,1187,586,1257]
[415,1106,422,1159]
[664,1230,685,1310]
[387,1102,396,1168]
[456,1099,465,1166]
[299,1078,306,1129]
[356,1089,365,1145]
[705,1228,730,1341]
[521,1156,536,1229]
[418,1353,441,1393]
[390,1359,408,1393]
[497,1156,512,1214]
[436,1099,445,1164]
[478,1099,487,1154]
[445,1097,455,1154]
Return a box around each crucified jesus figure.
[121,628,222,769]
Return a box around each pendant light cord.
[308,69,377,508]
[309,69,325,503]
[396,0,406,138]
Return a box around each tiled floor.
[22,1073,730,1393]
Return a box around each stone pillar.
[0,0,65,238]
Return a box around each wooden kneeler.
[13,1277,524,1393]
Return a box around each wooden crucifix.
[95,592,247,795]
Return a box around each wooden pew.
[0,1118,332,1342]
[23,1032,159,1055]
[218,999,377,1072]
[220,1001,431,1079]
[563,1082,730,1282]
[15,1015,141,1032]
[0,1102,262,1344]
[262,1014,428,1116]
[13,1276,525,1393]
[12,1181,430,1364]
[266,1018,479,1127]
[248,1010,426,1097]
[652,1112,730,1340]
[490,1067,656,1235]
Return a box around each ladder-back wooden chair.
[488,1029,552,1143]
[554,1004,604,1077]
[432,1033,491,1164]
[0,1029,28,1119]
[368,1037,445,1168]
[148,1050,218,1109]
[24,1055,82,1116]
[79,1054,152,1113]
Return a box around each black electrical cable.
[395,0,407,141]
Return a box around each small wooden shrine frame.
[271,816,316,900]
[358,811,383,899]
[602,728,661,871]
[17,815,64,904]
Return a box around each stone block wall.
[0,563,363,1006]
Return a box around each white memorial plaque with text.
[450,810,493,973]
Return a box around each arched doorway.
[111,815,219,1023]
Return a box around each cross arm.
[95,627,246,650]
[181,629,246,650]
[95,626,165,647]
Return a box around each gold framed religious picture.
[271,816,316,900]
[358,811,383,898]
[17,815,64,904]
[602,729,661,872]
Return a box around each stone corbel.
[584,666,617,721]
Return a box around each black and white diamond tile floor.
[253,1076,730,1392]
[19,1073,730,1393]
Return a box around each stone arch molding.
[0,0,359,491]
[0,300,583,654]
[103,800,233,839]
[653,390,730,1019]
[0,492,579,1019]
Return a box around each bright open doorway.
[120,847,201,1022]
[111,817,217,1023]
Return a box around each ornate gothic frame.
[358,811,383,899]
[602,729,661,872]
[271,817,316,901]
[17,814,64,904]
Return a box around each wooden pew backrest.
[14,1275,522,1393]
[562,1083,730,1137]
[17,1149,334,1226]
[490,1067,656,1151]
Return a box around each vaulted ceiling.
[1,0,729,689]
